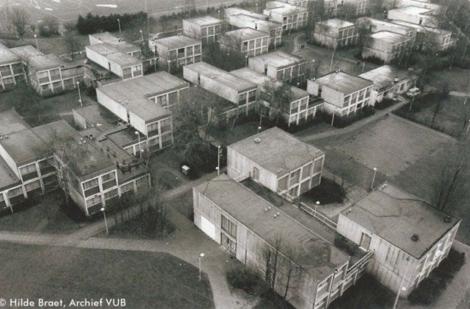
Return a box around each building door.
[360,233,372,250]
[221,233,236,255]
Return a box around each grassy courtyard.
[314,116,470,243]
[0,243,214,309]
[0,192,86,234]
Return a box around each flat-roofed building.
[0,42,26,91]
[193,173,372,309]
[32,120,151,216]
[323,0,369,17]
[395,0,443,14]
[307,71,373,116]
[150,35,202,69]
[356,17,417,41]
[10,45,84,96]
[219,28,270,57]
[248,51,307,82]
[359,65,417,103]
[387,6,438,27]
[263,1,308,32]
[392,20,453,51]
[362,31,413,63]
[337,184,460,296]
[313,19,358,49]
[227,127,324,198]
[183,62,258,114]
[97,72,189,153]
[183,16,223,44]
[231,68,320,126]
[0,156,25,212]
[225,8,283,47]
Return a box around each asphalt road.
[1,0,247,23]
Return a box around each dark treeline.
[76,12,147,35]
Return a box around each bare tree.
[433,141,467,212]
[63,31,81,59]
[9,7,29,39]
[262,81,294,124]
[39,16,59,37]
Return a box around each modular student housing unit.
[337,184,460,296]
[227,127,325,199]
[0,42,26,91]
[183,16,223,44]
[96,72,189,154]
[230,68,321,127]
[248,51,307,82]
[10,45,84,96]
[86,32,144,80]
[225,8,283,47]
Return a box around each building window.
[278,175,288,192]
[360,233,371,250]
[221,215,237,239]
[252,166,260,181]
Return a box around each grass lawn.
[0,192,86,234]
[395,94,469,138]
[428,68,470,93]
[0,242,214,309]
[207,121,261,146]
[303,178,346,205]
[0,87,94,127]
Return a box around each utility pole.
[329,44,337,71]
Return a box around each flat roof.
[227,13,282,30]
[185,62,257,92]
[229,127,324,176]
[184,15,222,26]
[250,51,304,68]
[27,54,63,70]
[392,20,451,35]
[314,71,372,94]
[231,68,308,101]
[32,121,115,178]
[317,18,355,29]
[358,17,415,34]
[10,45,44,60]
[98,72,186,122]
[223,28,269,41]
[196,174,350,279]
[0,129,49,166]
[0,110,30,136]
[155,35,201,50]
[87,43,141,67]
[225,7,268,20]
[0,43,20,65]
[359,65,415,91]
[264,1,308,14]
[90,32,140,54]
[389,5,433,16]
[369,31,410,44]
[342,184,460,259]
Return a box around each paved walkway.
[297,98,408,143]
[450,91,470,98]
[0,206,255,309]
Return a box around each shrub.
[226,264,267,296]
[374,98,397,110]
[408,249,466,305]
[320,106,375,128]
[304,178,346,204]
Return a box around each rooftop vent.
[411,234,419,242]
[254,137,261,144]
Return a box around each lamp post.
[216,145,221,176]
[330,112,335,127]
[101,207,109,234]
[167,59,171,73]
[117,18,122,34]
[392,280,407,309]
[139,29,144,42]
[198,252,205,281]
[329,44,337,71]
[370,167,377,191]
[257,126,262,133]
[315,200,320,216]
[34,33,39,50]
[135,131,141,156]
[77,81,82,107]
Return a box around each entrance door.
[221,233,236,255]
